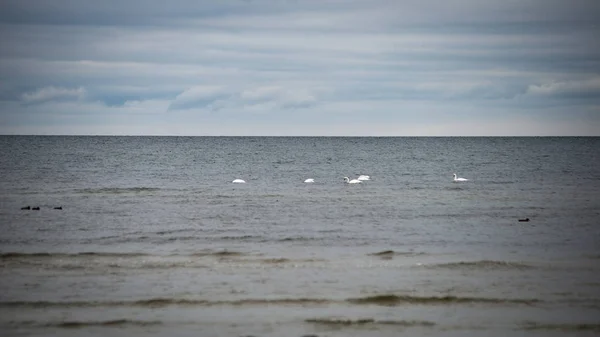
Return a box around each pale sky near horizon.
[0,0,599,136]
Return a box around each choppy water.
[1,136,599,337]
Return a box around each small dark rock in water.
[53,207,62,210]
[21,206,31,210]
[32,207,40,210]
[518,218,530,222]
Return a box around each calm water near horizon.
[0,136,599,336]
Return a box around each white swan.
[344,177,362,184]
[232,179,246,183]
[357,175,370,181]
[453,173,468,182]
[304,178,315,183]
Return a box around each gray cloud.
[0,0,599,135]
[20,86,86,105]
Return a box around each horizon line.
[0,134,597,137]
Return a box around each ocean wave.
[0,252,151,259]
[0,294,540,309]
[487,181,515,185]
[153,229,195,236]
[368,250,424,258]
[425,260,534,270]
[278,236,317,242]
[189,250,246,258]
[0,250,248,269]
[443,186,466,191]
[216,235,263,241]
[0,250,251,259]
[212,194,236,199]
[306,318,435,327]
[0,298,331,308]
[520,322,600,332]
[346,294,539,306]
[75,187,161,194]
[12,319,162,328]
[0,251,330,270]
[250,258,324,264]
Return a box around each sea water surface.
[0,136,599,337]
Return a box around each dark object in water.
[21,206,31,210]
[53,206,62,210]
[32,207,40,210]
[518,218,530,222]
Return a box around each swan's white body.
[357,175,370,181]
[344,177,362,184]
[453,173,468,182]
[232,179,246,183]
[304,178,315,183]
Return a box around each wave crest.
[306,318,435,326]
[0,294,540,309]
[521,322,600,331]
[427,260,533,270]
[347,294,539,305]
[76,187,161,194]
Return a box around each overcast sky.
[0,0,599,136]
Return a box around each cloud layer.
[0,0,599,135]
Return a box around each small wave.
[260,194,286,198]
[1,251,252,260]
[52,319,162,328]
[105,262,209,270]
[189,250,244,257]
[487,181,515,185]
[1,252,54,258]
[75,187,161,194]
[346,294,539,306]
[153,229,194,236]
[79,252,148,257]
[368,250,423,258]
[212,194,236,199]
[262,258,291,263]
[3,259,208,271]
[164,236,203,242]
[427,260,533,270]
[369,250,395,256]
[255,258,324,264]
[1,251,252,270]
[278,237,314,242]
[217,235,262,241]
[0,298,332,308]
[520,322,600,332]
[0,252,150,259]
[8,319,162,328]
[0,294,539,309]
[306,318,435,327]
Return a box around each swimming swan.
[453,173,468,182]
[232,179,246,183]
[304,178,315,183]
[344,177,362,184]
[357,175,370,181]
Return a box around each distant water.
[1,136,599,337]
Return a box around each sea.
[0,136,599,337]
